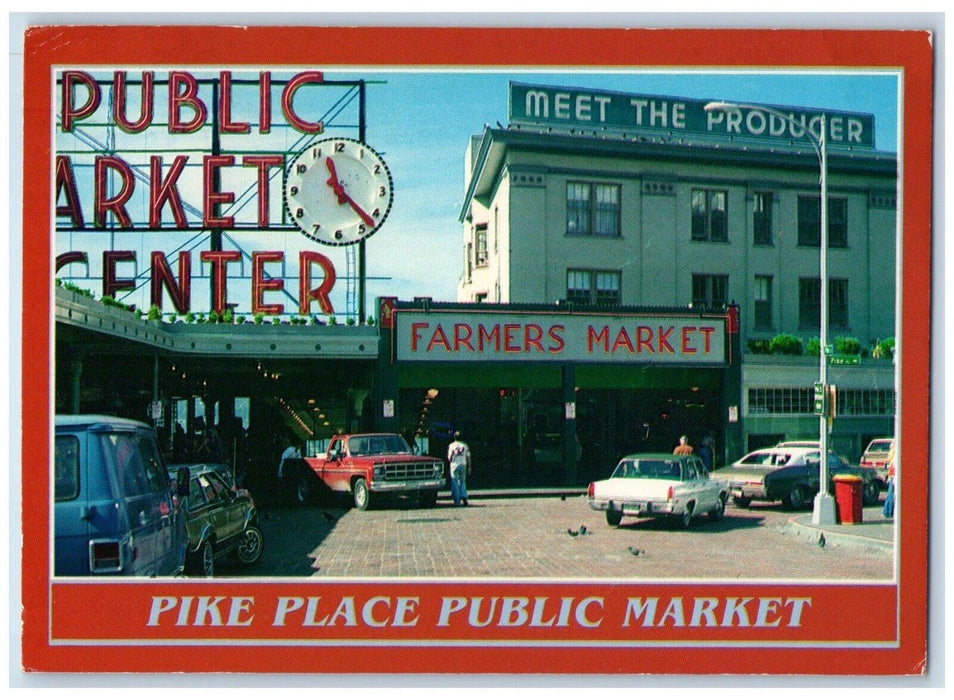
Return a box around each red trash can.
[832,475,864,524]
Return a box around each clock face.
[284,137,393,246]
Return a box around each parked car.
[169,463,264,576]
[54,414,185,577]
[725,446,880,510]
[587,453,728,529]
[299,433,445,510]
[859,437,895,488]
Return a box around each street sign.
[829,355,861,366]
[813,381,825,415]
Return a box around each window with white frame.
[566,182,620,237]
[567,269,621,306]
[691,188,728,242]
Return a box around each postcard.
[16,23,932,676]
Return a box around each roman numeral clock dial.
[284,137,394,246]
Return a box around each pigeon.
[567,528,580,537]
[578,524,588,536]
[627,546,642,557]
[818,533,826,548]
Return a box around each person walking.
[447,431,471,506]
[698,435,715,473]
[882,443,896,518]
[673,435,694,456]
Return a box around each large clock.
[283,137,394,246]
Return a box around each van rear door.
[53,432,89,575]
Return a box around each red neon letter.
[169,71,207,133]
[94,156,135,228]
[55,251,88,273]
[103,251,136,299]
[201,250,240,314]
[411,323,429,352]
[219,71,250,134]
[681,327,698,354]
[658,326,675,354]
[61,70,100,132]
[203,155,235,228]
[299,250,336,315]
[150,251,191,313]
[113,71,154,133]
[55,156,85,228]
[244,155,284,227]
[587,325,609,353]
[150,155,189,228]
[259,71,272,134]
[282,71,325,134]
[251,251,284,315]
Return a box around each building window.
[829,278,849,329]
[798,277,820,329]
[692,274,728,309]
[566,182,620,237]
[567,269,621,306]
[753,191,773,245]
[691,189,728,242]
[797,195,848,247]
[749,387,895,416]
[799,277,849,330]
[754,275,773,329]
[475,224,488,267]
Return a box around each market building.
[52,74,898,495]
[457,82,897,462]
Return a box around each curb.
[785,515,895,552]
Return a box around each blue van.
[54,415,186,576]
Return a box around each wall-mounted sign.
[509,82,876,149]
[395,309,727,365]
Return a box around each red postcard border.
[20,25,933,675]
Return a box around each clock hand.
[324,157,375,227]
[340,191,376,228]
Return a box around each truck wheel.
[708,495,725,522]
[605,509,622,527]
[676,504,694,529]
[295,477,313,506]
[353,478,373,511]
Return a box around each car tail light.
[587,483,595,498]
[667,486,675,501]
[89,540,123,573]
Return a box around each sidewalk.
[787,504,896,551]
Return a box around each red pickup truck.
[299,433,445,510]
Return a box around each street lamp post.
[704,101,837,525]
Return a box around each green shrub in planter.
[747,338,772,354]
[769,333,803,355]
[835,336,862,356]
[806,338,821,357]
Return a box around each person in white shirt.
[277,441,301,479]
[446,431,471,506]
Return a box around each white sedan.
[587,453,728,529]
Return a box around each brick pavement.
[232,495,894,581]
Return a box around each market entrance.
[377,299,741,489]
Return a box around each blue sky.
[54,68,899,318]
